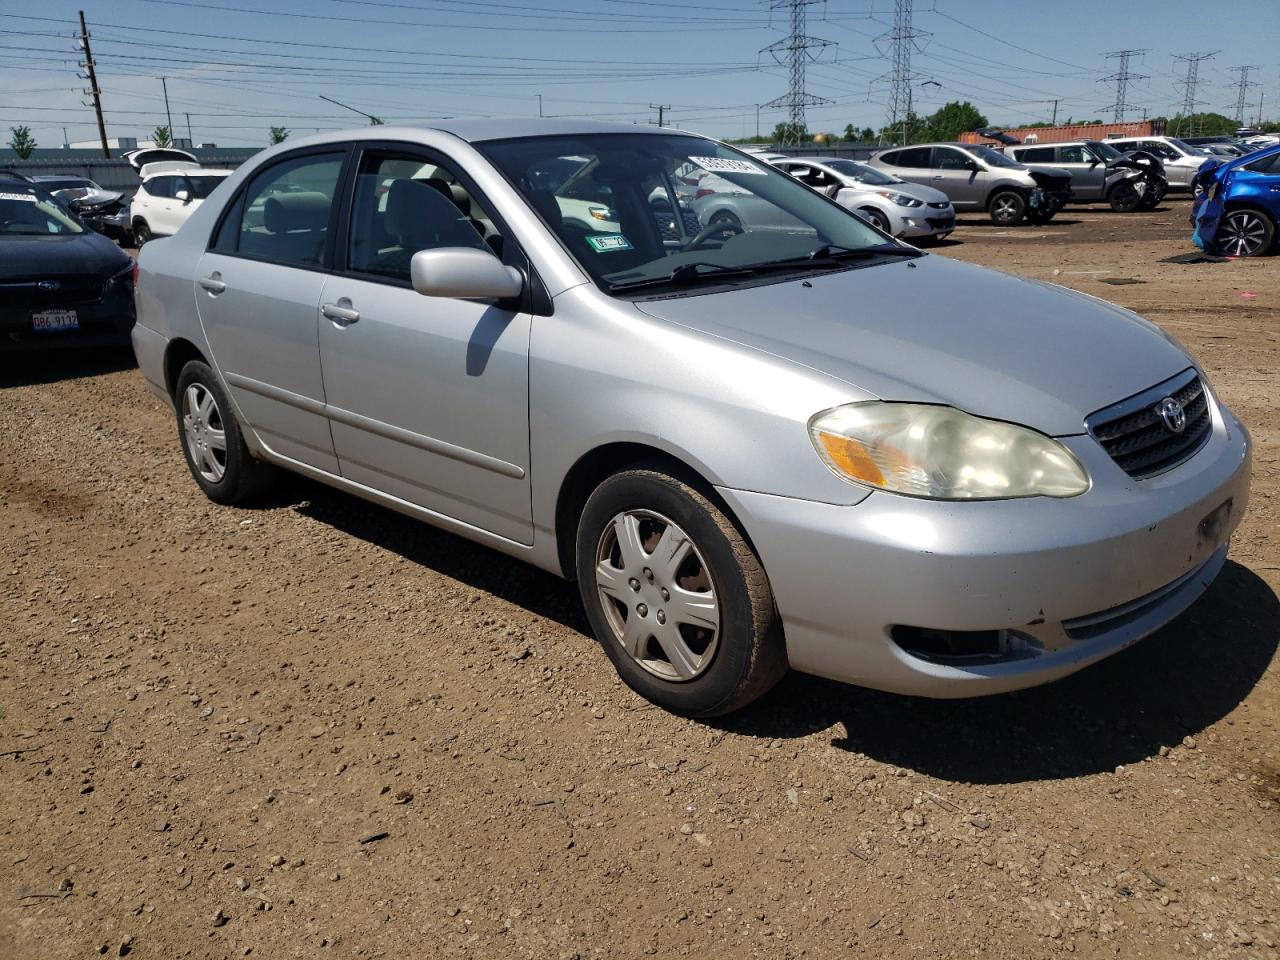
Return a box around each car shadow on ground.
[283,477,591,635]
[717,559,1277,785]
[955,217,1085,229]
[0,346,136,388]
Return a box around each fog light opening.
[890,626,1039,665]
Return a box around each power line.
[1100,49,1148,122]
[649,103,671,127]
[760,0,834,144]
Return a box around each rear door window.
[1018,147,1055,163]
[234,152,345,268]
[884,147,932,168]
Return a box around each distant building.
[961,120,1166,146]
[68,136,196,151]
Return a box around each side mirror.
[410,247,524,300]
[175,189,191,203]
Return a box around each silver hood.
[633,255,1191,436]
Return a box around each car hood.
[851,180,951,205]
[632,255,1191,436]
[0,230,130,278]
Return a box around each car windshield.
[1167,138,1201,155]
[478,133,890,293]
[1088,141,1123,161]
[0,186,83,235]
[968,145,1020,168]
[188,176,226,199]
[823,159,900,185]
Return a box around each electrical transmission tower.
[760,0,834,145]
[1172,51,1217,137]
[876,0,929,145]
[1100,49,1148,123]
[1228,66,1259,125]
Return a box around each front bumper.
[898,207,955,238]
[1,280,135,352]
[717,397,1251,698]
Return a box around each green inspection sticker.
[585,233,634,253]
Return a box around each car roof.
[420,118,687,143]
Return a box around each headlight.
[589,206,616,221]
[808,402,1090,500]
[877,191,923,208]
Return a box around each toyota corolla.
[131,121,1251,717]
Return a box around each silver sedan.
[132,120,1251,717]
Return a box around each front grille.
[1087,369,1212,479]
[1,275,107,309]
[927,201,950,209]
[654,208,702,242]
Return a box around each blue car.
[1191,142,1280,256]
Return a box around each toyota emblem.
[1155,396,1186,434]
[37,279,61,292]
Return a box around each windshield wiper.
[803,243,923,261]
[608,261,759,292]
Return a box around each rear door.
[193,147,350,473]
[877,147,933,188]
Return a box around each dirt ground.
[1,196,1276,960]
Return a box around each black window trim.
[204,143,356,274]
[331,139,549,315]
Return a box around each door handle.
[932,175,944,180]
[322,301,360,325]
[198,274,225,294]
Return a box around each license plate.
[31,309,79,332]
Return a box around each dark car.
[29,175,134,243]
[1,182,135,351]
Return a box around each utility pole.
[649,104,670,127]
[185,111,193,144]
[1228,66,1259,125]
[77,10,109,158]
[1100,49,1148,123]
[755,103,761,140]
[761,0,834,146]
[62,126,69,148]
[319,94,383,125]
[536,93,542,118]
[159,76,173,136]
[876,0,928,146]
[1172,51,1217,137]
[1051,99,1059,125]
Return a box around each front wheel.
[1218,208,1275,257]
[988,190,1026,226]
[1107,180,1142,213]
[861,207,892,233]
[175,360,277,505]
[575,468,787,717]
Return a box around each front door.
[316,147,534,544]
[193,149,348,473]
[1058,145,1106,200]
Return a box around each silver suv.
[870,142,1071,225]
[1003,140,1164,212]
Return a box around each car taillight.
[694,188,716,199]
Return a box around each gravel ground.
[1,197,1276,960]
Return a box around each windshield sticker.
[688,156,768,176]
[0,191,37,202]
[585,233,634,253]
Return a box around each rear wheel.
[575,468,787,717]
[1218,208,1275,257]
[175,360,277,505]
[132,218,152,246]
[988,190,1026,226]
[1107,180,1142,212]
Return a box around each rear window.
[881,147,931,168]
[1017,147,1055,163]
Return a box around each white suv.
[130,163,230,244]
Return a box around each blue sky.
[1,0,1276,147]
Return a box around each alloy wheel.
[992,196,1020,223]
[182,382,228,483]
[1220,211,1269,257]
[593,509,720,682]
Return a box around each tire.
[174,360,277,505]
[1218,208,1276,257]
[1107,180,1142,213]
[575,468,787,717]
[861,207,892,233]
[988,190,1026,225]
[132,218,152,246]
